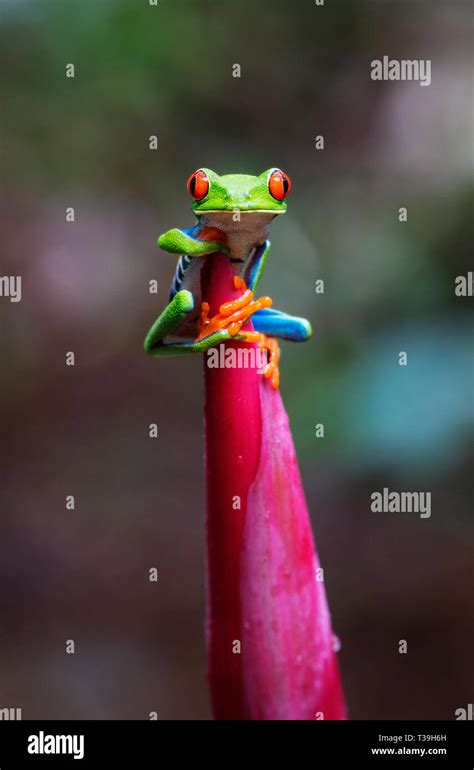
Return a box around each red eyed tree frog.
[144,168,312,387]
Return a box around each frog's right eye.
[187,170,209,201]
[268,169,291,201]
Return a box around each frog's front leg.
[245,242,312,341]
[158,226,229,257]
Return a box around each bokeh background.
[0,0,472,719]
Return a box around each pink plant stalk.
[203,253,347,720]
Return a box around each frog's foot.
[197,276,272,340]
[241,330,281,389]
[197,276,280,388]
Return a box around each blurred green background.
[0,0,472,719]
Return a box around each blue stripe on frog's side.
[169,254,193,300]
[167,225,201,301]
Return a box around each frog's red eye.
[268,169,291,201]
[187,170,209,201]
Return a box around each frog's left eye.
[268,169,291,201]
[187,170,209,201]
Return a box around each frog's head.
[187,168,291,215]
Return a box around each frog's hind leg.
[144,290,234,357]
[251,307,312,342]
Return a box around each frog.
[144,168,312,386]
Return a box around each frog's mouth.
[196,209,286,214]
